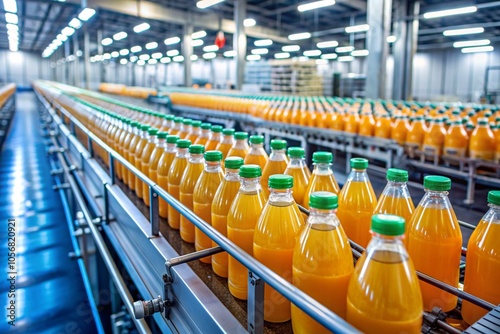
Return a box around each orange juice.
[227,131,250,158]
[147,131,168,194]
[303,152,340,209]
[178,118,192,139]
[443,120,468,158]
[244,135,268,169]
[253,175,304,322]
[284,147,310,205]
[193,151,224,264]
[391,115,409,145]
[157,135,179,218]
[206,125,223,151]
[179,144,205,242]
[140,128,159,206]
[227,165,267,300]
[261,139,289,197]
[462,190,500,325]
[344,112,359,134]
[211,157,244,277]
[194,123,212,147]
[407,176,462,312]
[347,215,423,334]
[216,129,235,159]
[495,125,500,162]
[406,116,427,149]
[292,192,354,333]
[120,120,137,186]
[359,111,375,137]
[166,139,191,229]
[469,118,496,160]
[337,158,377,248]
[187,120,202,143]
[133,124,151,197]
[374,115,392,139]
[169,117,183,135]
[422,118,446,157]
[126,123,143,190]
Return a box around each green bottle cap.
[309,191,338,210]
[201,123,212,130]
[478,118,488,125]
[166,135,179,144]
[192,120,202,127]
[205,150,223,162]
[487,190,500,206]
[157,131,168,139]
[148,128,159,135]
[424,175,451,191]
[141,124,151,131]
[313,151,333,163]
[239,164,262,178]
[189,144,205,154]
[351,158,368,170]
[288,147,305,158]
[176,139,191,148]
[268,174,293,189]
[371,214,405,236]
[223,129,235,136]
[270,139,287,150]
[183,119,192,125]
[386,168,408,182]
[173,117,183,123]
[235,131,249,140]
[211,125,223,133]
[224,157,244,170]
[249,135,264,144]
[166,115,175,121]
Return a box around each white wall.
[0,50,51,87]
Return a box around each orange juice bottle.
[166,139,191,229]
[140,128,159,205]
[254,174,304,322]
[193,151,224,264]
[292,192,354,333]
[244,135,269,169]
[391,115,409,145]
[359,111,375,137]
[133,124,151,197]
[169,117,183,135]
[216,129,235,159]
[126,122,143,190]
[407,175,462,312]
[212,157,244,277]
[284,147,310,205]
[147,131,168,199]
[373,169,415,239]
[406,115,427,149]
[206,125,223,151]
[159,114,172,132]
[374,114,392,139]
[178,118,192,139]
[227,131,250,158]
[120,120,138,186]
[179,144,205,242]
[344,111,359,134]
[462,190,500,325]
[227,165,267,300]
[337,158,377,248]
[469,117,496,161]
[495,124,500,162]
[157,135,179,218]
[443,120,469,158]
[194,122,212,147]
[303,152,340,209]
[347,214,423,334]
[261,139,289,197]
[187,120,202,143]
[422,118,446,158]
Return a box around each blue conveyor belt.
[0,92,98,334]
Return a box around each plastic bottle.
[187,120,202,143]
[227,131,250,158]
[178,118,192,139]
[211,157,244,277]
[422,118,446,158]
[391,115,409,145]
[244,135,269,169]
[359,111,375,137]
[337,158,377,248]
[347,214,423,334]
[193,151,224,264]
[206,125,223,151]
[121,120,137,186]
[227,165,267,300]
[495,125,500,163]
[462,190,500,325]
[292,192,354,333]
[253,174,304,322]
[261,139,289,197]
[169,116,183,135]
[134,125,152,197]
[303,152,340,209]
[216,129,235,159]
[284,147,311,205]
[406,115,427,149]
[374,114,392,139]
[140,128,160,205]
[194,123,212,147]
[407,175,462,312]
[179,144,205,242]
[469,117,496,161]
[344,111,359,134]
[157,135,179,219]
[443,120,469,158]
[147,131,168,201]
[166,139,191,229]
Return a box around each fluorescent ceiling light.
[336,46,354,53]
[120,59,128,65]
[288,32,311,40]
[53,39,63,46]
[246,54,261,61]
[197,0,225,9]
[56,34,67,41]
[103,53,111,60]
[338,55,354,62]
[192,39,204,47]
[3,0,17,13]
[119,49,129,56]
[146,41,158,50]
[152,52,163,59]
[7,29,17,37]
[166,49,179,57]
[223,50,236,57]
[203,52,216,59]
[5,13,18,24]
[345,24,369,33]
[69,18,82,29]
[148,59,158,65]
[6,23,18,31]
[137,60,145,66]
[9,45,17,52]
[316,59,329,65]
[317,40,338,48]
[461,45,494,53]
[244,18,256,27]
[443,27,484,36]
[298,0,335,12]
[95,55,103,61]
[282,45,300,52]
[113,31,127,40]
[133,23,150,33]
[254,39,272,46]
[274,52,290,59]
[453,39,490,48]
[303,49,321,57]
[129,55,138,62]
[101,38,113,46]
[164,36,180,45]
[351,49,369,56]
[173,55,184,62]
[190,54,198,61]
[295,56,309,62]
[203,44,219,52]
[160,57,171,63]
[191,30,207,39]
[111,51,119,58]
[423,6,477,19]
[62,26,75,36]
[130,45,142,53]
[387,35,396,43]
[321,53,337,59]
[78,8,96,21]
[251,48,269,55]
[139,54,150,60]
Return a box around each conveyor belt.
[0,92,98,333]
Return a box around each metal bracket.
[53,183,70,190]
[48,147,65,155]
[247,272,264,334]
[50,168,64,175]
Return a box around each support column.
[183,23,193,87]
[234,0,247,90]
[73,33,80,87]
[64,40,70,85]
[84,27,91,89]
[366,0,392,99]
[97,29,104,83]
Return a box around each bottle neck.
[270,148,286,160]
[234,139,248,148]
[156,138,166,148]
[205,160,222,173]
[268,188,294,204]
[189,153,204,163]
[200,129,210,138]
[308,208,340,228]
[165,143,177,152]
[240,177,262,193]
[148,135,156,143]
[140,130,148,139]
[251,143,264,150]
[176,147,189,158]
[223,135,235,144]
[211,132,222,141]
[224,168,240,181]
[348,168,369,181]
[313,162,332,174]
[289,157,306,167]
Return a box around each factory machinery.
[32,80,500,334]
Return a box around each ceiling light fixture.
[203,45,219,52]
[321,53,337,59]
[423,6,477,19]
[317,40,338,48]
[191,30,207,39]
[251,48,269,55]
[443,27,484,36]
[196,0,225,9]
[164,36,181,45]
[146,41,158,50]
[338,55,354,62]
[160,57,171,63]
[68,18,82,29]
[203,52,216,59]
[111,51,119,58]
[113,31,127,40]
[246,54,261,61]
[223,50,236,57]
[288,32,311,40]
[133,23,150,33]
[387,35,396,43]
[139,54,150,60]
[192,39,204,47]
[120,58,128,65]
[345,24,369,33]
[173,55,184,62]
[274,52,290,59]
[315,59,329,65]
[148,59,158,65]
[190,54,198,61]
[303,49,322,57]
[130,45,142,53]
[298,0,335,12]
[78,8,96,21]
[254,39,273,46]
[351,49,369,56]
[101,38,113,46]
[3,0,17,13]
[119,49,130,56]
[461,45,494,53]
[453,39,490,48]
[166,49,179,57]
[336,46,354,53]
[152,52,163,59]
[62,27,76,36]
[244,18,256,27]
[5,13,18,24]
[282,45,300,52]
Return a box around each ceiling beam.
[30,3,52,51]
